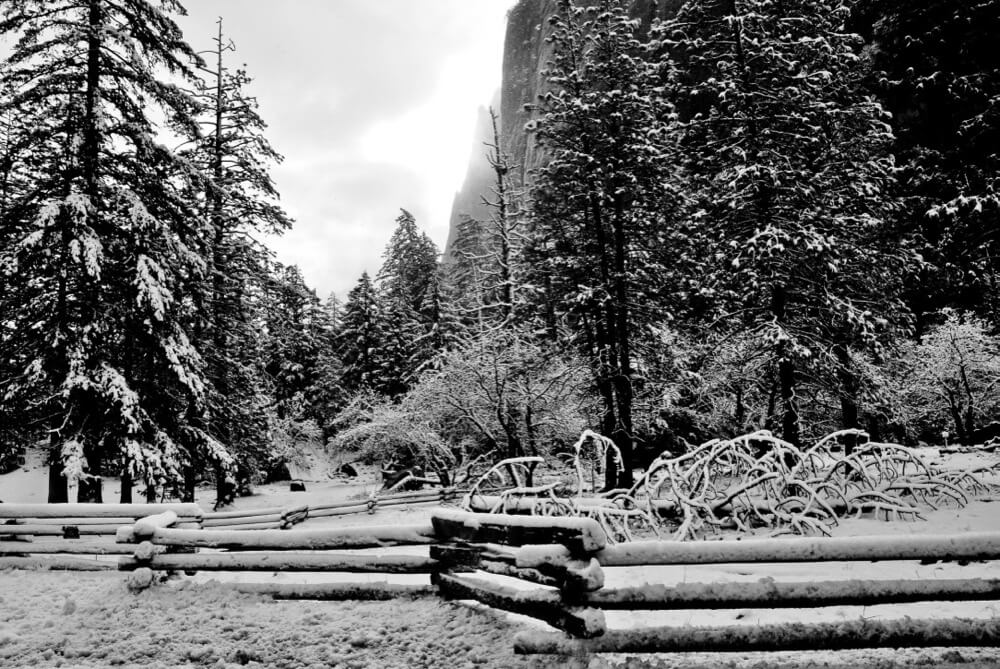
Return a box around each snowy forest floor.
[1,446,1000,668]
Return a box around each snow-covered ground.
[1,447,999,668]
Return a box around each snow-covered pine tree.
[337,271,384,394]
[375,209,440,394]
[309,293,346,440]
[0,0,215,501]
[656,0,909,446]
[443,213,494,329]
[377,209,439,316]
[526,0,676,487]
[181,18,292,502]
[264,265,324,418]
[862,0,1000,327]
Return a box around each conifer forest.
[1,0,999,508]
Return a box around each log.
[2,521,201,537]
[592,532,1000,566]
[436,573,606,639]
[377,495,441,508]
[514,617,1000,655]
[479,560,563,588]
[145,524,437,551]
[280,505,309,520]
[118,551,440,573]
[0,556,116,571]
[513,545,605,593]
[466,495,615,514]
[202,506,286,520]
[133,511,179,539]
[206,522,284,531]
[3,524,141,536]
[431,509,606,554]
[0,541,148,555]
[5,517,146,526]
[202,514,284,528]
[378,489,451,503]
[309,499,371,512]
[233,582,436,600]
[586,578,1000,609]
[307,505,372,519]
[0,503,203,519]
[430,543,484,569]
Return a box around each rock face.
[443,99,500,261]
[446,0,681,254]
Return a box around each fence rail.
[428,509,1000,656]
[4,501,1000,659]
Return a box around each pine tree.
[264,265,324,416]
[375,209,441,394]
[377,209,439,316]
[526,0,676,487]
[656,0,909,446]
[310,293,346,439]
[181,18,292,502]
[862,0,1000,327]
[337,272,384,394]
[0,0,215,501]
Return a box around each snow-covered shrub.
[329,329,592,482]
[474,429,998,543]
[888,310,1000,444]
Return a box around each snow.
[0,573,538,669]
[2,447,999,667]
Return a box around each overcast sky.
[175,1,515,299]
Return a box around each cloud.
[176,0,515,298]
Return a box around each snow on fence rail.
[0,502,203,544]
[0,488,460,570]
[6,502,1000,658]
[0,503,202,570]
[116,515,446,595]
[428,509,1000,656]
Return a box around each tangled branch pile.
[462,430,999,542]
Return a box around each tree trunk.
[120,469,133,503]
[47,438,68,503]
[598,379,619,491]
[610,192,634,489]
[734,386,746,427]
[215,465,234,509]
[183,465,197,503]
[835,344,860,455]
[946,394,968,444]
[772,284,800,447]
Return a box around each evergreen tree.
[377,209,439,316]
[527,0,675,487]
[264,265,324,416]
[862,0,1000,327]
[337,272,384,394]
[0,0,218,501]
[375,209,440,394]
[656,0,909,447]
[309,293,347,439]
[182,18,291,502]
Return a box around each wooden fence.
[0,503,203,570]
[428,511,1000,655]
[4,501,1000,658]
[0,489,458,570]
